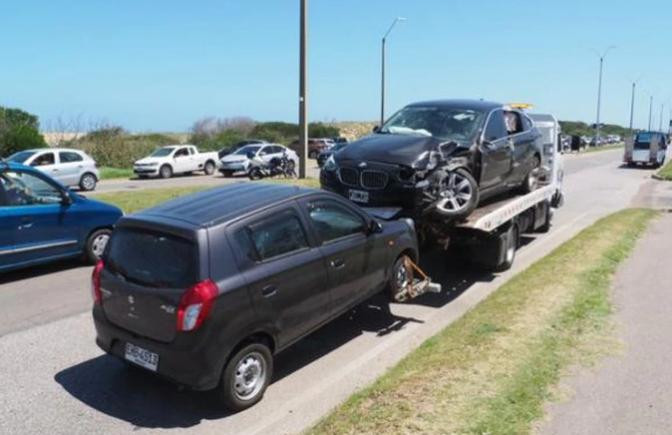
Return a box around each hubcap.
[91,234,109,259]
[82,175,95,190]
[436,172,473,212]
[233,352,266,401]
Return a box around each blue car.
[0,161,122,273]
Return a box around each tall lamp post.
[298,0,308,178]
[659,103,665,132]
[380,17,406,127]
[593,46,615,146]
[628,77,641,134]
[648,95,654,131]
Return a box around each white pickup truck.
[133,145,219,178]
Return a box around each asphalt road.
[540,212,672,435]
[0,149,663,434]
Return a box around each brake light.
[91,260,104,304]
[176,279,218,332]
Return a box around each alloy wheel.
[436,171,474,213]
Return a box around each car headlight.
[324,155,338,171]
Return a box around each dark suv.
[92,183,418,411]
[320,100,543,220]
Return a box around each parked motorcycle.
[247,151,297,180]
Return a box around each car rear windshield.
[8,151,36,164]
[105,228,198,288]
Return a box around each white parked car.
[134,145,219,179]
[7,148,100,191]
[219,143,299,177]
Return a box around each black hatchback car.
[92,183,418,411]
[320,100,543,219]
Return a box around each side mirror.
[367,219,383,235]
[372,125,380,133]
[61,191,72,206]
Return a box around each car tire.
[520,155,541,194]
[220,170,233,178]
[160,165,173,179]
[286,160,297,178]
[386,254,413,302]
[494,224,519,272]
[308,151,317,159]
[79,173,97,191]
[537,203,552,233]
[218,342,273,412]
[248,167,263,180]
[84,228,112,264]
[430,168,479,220]
[204,161,216,175]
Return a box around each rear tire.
[520,155,541,194]
[160,165,173,179]
[495,224,518,272]
[79,173,97,191]
[204,161,216,175]
[537,204,552,233]
[248,167,263,180]
[84,229,111,264]
[218,342,273,412]
[386,254,413,302]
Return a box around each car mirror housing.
[61,191,73,206]
[367,219,383,235]
[372,125,380,133]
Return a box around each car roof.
[12,147,87,154]
[134,182,317,228]
[406,99,502,112]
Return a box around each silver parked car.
[7,148,100,191]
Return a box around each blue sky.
[1,0,670,132]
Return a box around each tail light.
[91,260,104,304]
[177,279,218,332]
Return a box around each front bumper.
[320,168,424,213]
[219,162,247,173]
[133,166,159,176]
[93,305,223,391]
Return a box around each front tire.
[160,165,173,179]
[386,254,413,302]
[84,229,111,264]
[79,173,97,191]
[219,343,273,412]
[430,168,479,220]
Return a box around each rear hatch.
[100,227,199,343]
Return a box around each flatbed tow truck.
[363,110,565,300]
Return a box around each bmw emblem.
[128,295,135,304]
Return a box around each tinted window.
[246,213,309,260]
[7,151,36,164]
[31,152,55,166]
[381,106,485,142]
[174,148,189,157]
[59,151,83,163]
[258,146,271,156]
[0,170,62,206]
[106,228,197,288]
[503,111,523,135]
[521,115,533,131]
[308,200,365,242]
[484,110,507,141]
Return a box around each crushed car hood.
[334,134,443,167]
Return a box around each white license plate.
[349,189,369,203]
[124,343,159,371]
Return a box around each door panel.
[480,110,512,189]
[57,151,85,186]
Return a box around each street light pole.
[659,104,664,132]
[298,0,308,178]
[628,81,636,133]
[648,95,653,131]
[593,46,615,146]
[380,17,406,127]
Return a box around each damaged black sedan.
[320,99,543,220]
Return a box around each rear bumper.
[93,306,223,391]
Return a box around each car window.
[174,148,189,158]
[243,212,309,261]
[484,110,507,141]
[31,152,55,167]
[0,170,63,206]
[59,151,84,163]
[503,111,524,135]
[307,200,366,242]
[521,114,533,131]
[258,146,271,156]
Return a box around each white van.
[624,132,668,168]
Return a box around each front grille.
[339,167,359,187]
[361,170,388,190]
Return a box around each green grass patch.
[91,177,320,213]
[98,167,134,180]
[655,159,672,180]
[309,208,658,435]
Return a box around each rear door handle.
[330,258,345,269]
[18,218,33,230]
[261,285,277,298]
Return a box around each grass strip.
[98,167,134,180]
[91,178,320,213]
[309,208,658,435]
[655,159,672,180]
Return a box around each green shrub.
[0,106,47,156]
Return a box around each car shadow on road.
[52,245,512,429]
[0,259,84,285]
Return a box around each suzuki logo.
[358,161,367,168]
[128,296,135,304]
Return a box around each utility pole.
[298,0,308,178]
[593,46,615,146]
[648,95,653,131]
[659,103,664,132]
[380,17,406,127]
[628,80,637,134]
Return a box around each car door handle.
[330,258,345,269]
[261,285,278,298]
[18,218,33,230]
